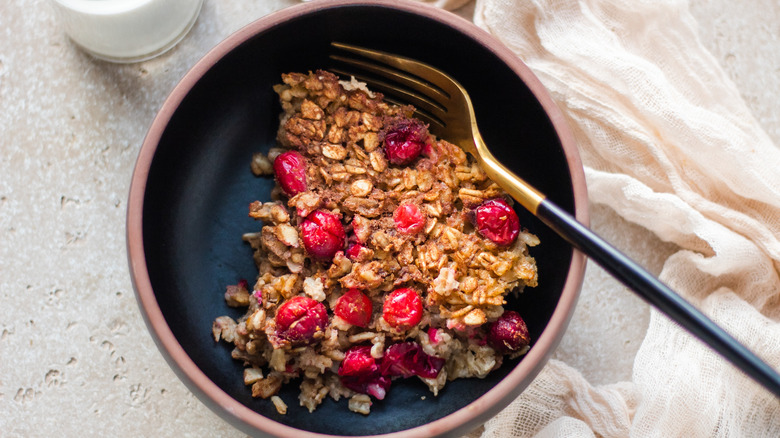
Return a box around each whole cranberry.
[300,210,346,260]
[334,289,373,327]
[393,203,425,235]
[487,310,530,354]
[339,345,378,377]
[383,119,427,166]
[474,198,520,246]
[382,288,423,330]
[275,296,328,345]
[273,150,307,196]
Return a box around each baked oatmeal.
[212,70,540,415]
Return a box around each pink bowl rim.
[126,1,588,437]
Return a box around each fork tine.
[328,55,449,118]
[383,95,447,130]
[328,55,449,109]
[331,42,462,99]
[330,43,452,100]
[330,68,446,130]
[329,64,447,127]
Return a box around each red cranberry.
[334,289,373,327]
[273,150,307,196]
[380,342,445,379]
[383,119,427,166]
[427,327,440,345]
[474,198,520,246]
[338,345,391,399]
[339,345,378,377]
[300,210,346,260]
[345,242,365,260]
[487,310,530,354]
[284,363,300,376]
[382,288,423,330]
[275,296,328,345]
[393,203,425,235]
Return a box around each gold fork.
[329,42,780,398]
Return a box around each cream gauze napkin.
[426,0,780,436]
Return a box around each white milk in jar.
[51,0,204,62]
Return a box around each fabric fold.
[467,0,780,435]
[480,360,636,438]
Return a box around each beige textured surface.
[0,1,775,436]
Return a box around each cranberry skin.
[300,210,346,260]
[339,345,379,377]
[334,289,373,327]
[474,198,521,246]
[427,327,440,345]
[383,119,427,166]
[487,311,530,354]
[380,341,445,379]
[382,288,423,330]
[275,296,328,345]
[393,203,425,235]
[345,242,365,260]
[273,151,307,196]
[338,345,391,399]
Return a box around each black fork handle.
[537,198,780,398]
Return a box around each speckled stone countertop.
[1,1,778,436]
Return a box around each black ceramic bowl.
[127,1,587,437]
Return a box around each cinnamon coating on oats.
[213,71,540,414]
[265,70,539,327]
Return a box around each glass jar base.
[53,0,204,64]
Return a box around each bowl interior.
[139,3,579,436]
